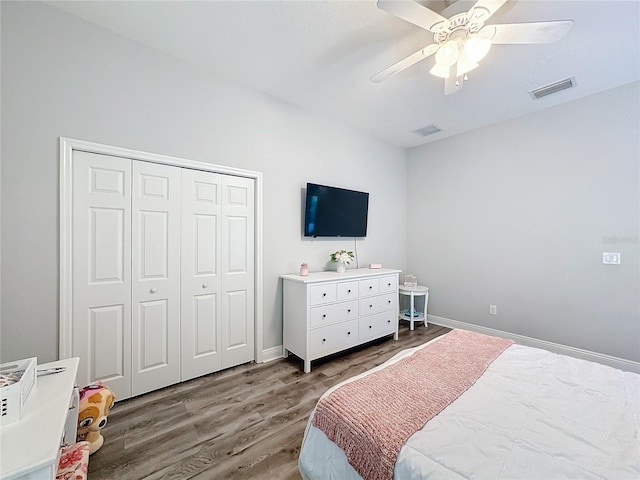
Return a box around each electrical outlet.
[489,304,497,315]
[602,252,621,264]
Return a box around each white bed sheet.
[299,341,640,480]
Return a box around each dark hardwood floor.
[88,324,450,480]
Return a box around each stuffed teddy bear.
[76,382,115,454]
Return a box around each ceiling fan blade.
[377,0,449,32]
[444,75,463,95]
[480,20,574,44]
[468,0,508,22]
[370,44,439,83]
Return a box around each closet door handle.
[150,288,157,294]
[202,283,208,289]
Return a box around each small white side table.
[398,285,429,330]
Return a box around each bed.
[298,329,639,480]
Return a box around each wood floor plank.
[88,324,450,479]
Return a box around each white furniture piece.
[398,285,429,330]
[0,358,80,480]
[282,268,401,373]
[67,149,255,400]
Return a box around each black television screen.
[304,183,369,237]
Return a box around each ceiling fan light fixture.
[464,36,492,63]
[430,62,450,79]
[455,48,479,76]
[435,40,459,67]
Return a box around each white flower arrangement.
[330,249,355,264]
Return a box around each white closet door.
[221,175,255,368]
[72,151,132,399]
[181,169,222,381]
[131,161,181,396]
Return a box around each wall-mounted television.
[304,183,369,237]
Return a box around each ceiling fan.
[371,0,574,94]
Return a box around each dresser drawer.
[359,292,397,316]
[359,278,379,296]
[309,283,337,305]
[310,320,358,356]
[359,311,396,342]
[378,275,398,293]
[336,281,359,301]
[310,300,359,328]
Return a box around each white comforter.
[299,341,640,480]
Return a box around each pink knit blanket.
[312,329,514,480]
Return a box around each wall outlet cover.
[602,252,621,264]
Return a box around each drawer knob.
[322,314,326,318]
[369,325,372,329]
[369,286,373,290]
[202,283,208,289]
[348,289,351,293]
[322,338,326,343]
[387,320,391,323]
[388,300,391,304]
[347,309,351,313]
[347,331,351,335]
[150,288,157,294]
[388,283,391,286]
[369,304,373,308]
[322,293,326,297]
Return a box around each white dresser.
[0,357,79,480]
[281,268,401,372]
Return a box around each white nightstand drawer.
[310,320,358,356]
[359,278,379,296]
[310,300,359,328]
[360,292,396,316]
[378,275,398,293]
[359,311,396,342]
[337,281,359,301]
[309,283,337,305]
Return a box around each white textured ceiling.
[48,0,640,148]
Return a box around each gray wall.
[407,82,640,362]
[0,1,407,363]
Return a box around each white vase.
[336,261,346,273]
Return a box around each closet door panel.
[226,290,248,348]
[181,170,222,380]
[131,161,181,396]
[90,305,125,381]
[72,151,132,399]
[221,176,255,368]
[194,294,217,354]
[138,300,169,369]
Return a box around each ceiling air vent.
[529,77,576,100]
[413,124,442,137]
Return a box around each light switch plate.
[602,252,621,264]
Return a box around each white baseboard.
[428,314,640,374]
[261,345,284,363]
